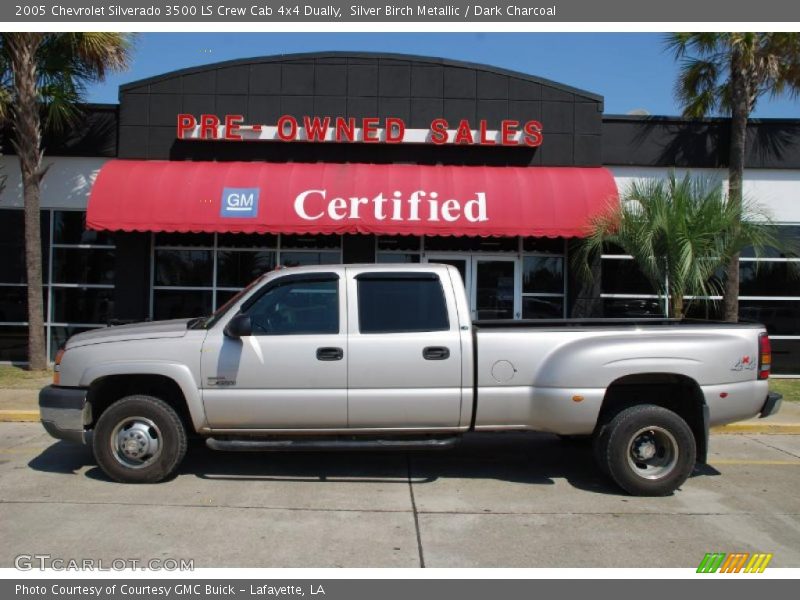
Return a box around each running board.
[205,436,460,452]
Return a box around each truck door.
[201,272,347,430]
[346,269,464,429]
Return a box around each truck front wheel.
[595,405,696,496]
[92,395,188,483]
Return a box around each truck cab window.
[357,276,449,333]
[244,280,339,335]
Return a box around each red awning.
[87,160,618,238]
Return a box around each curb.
[711,422,800,434]
[0,410,40,423]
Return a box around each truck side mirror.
[224,314,252,338]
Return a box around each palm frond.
[576,173,777,318]
[667,32,800,117]
[1,32,135,133]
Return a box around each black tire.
[592,423,612,477]
[557,434,591,444]
[92,395,187,483]
[598,405,696,496]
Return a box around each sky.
[87,32,800,118]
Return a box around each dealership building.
[1,52,799,373]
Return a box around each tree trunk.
[8,34,47,370]
[723,46,750,323]
[671,293,684,320]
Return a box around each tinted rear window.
[357,277,449,333]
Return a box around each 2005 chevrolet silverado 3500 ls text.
[39,264,782,495]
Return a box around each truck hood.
[65,319,192,349]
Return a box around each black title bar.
[4,0,800,22]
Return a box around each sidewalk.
[0,388,42,422]
[710,398,800,434]
[2,386,799,433]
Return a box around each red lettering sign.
[523,120,544,147]
[430,118,449,145]
[224,115,243,140]
[200,114,220,139]
[175,114,545,147]
[501,120,519,145]
[362,117,380,143]
[385,117,405,143]
[335,117,356,142]
[479,120,495,145]
[277,115,297,141]
[304,116,331,142]
[177,114,196,139]
[454,120,474,144]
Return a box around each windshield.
[190,274,267,329]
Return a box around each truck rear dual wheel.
[594,405,696,496]
[92,395,187,483]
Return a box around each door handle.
[316,347,344,361]
[422,346,450,360]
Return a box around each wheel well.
[596,373,708,463]
[87,374,193,433]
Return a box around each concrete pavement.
[1,422,799,568]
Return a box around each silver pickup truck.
[39,263,781,495]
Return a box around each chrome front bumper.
[39,385,91,444]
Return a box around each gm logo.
[221,188,259,218]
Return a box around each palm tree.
[666,33,800,322]
[0,33,132,370]
[577,173,777,319]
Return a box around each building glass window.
[522,238,566,254]
[0,326,35,362]
[740,225,800,259]
[49,326,98,359]
[522,296,564,319]
[523,256,563,294]
[379,236,568,319]
[0,287,38,323]
[599,255,666,318]
[521,238,566,319]
[738,225,800,374]
[53,211,114,246]
[739,261,800,297]
[424,236,517,253]
[602,297,664,318]
[50,210,115,359]
[281,234,341,249]
[151,233,343,320]
[377,253,421,264]
[153,290,213,321]
[600,257,657,295]
[154,249,213,287]
[51,288,115,323]
[216,251,277,288]
[52,247,115,285]
[598,227,800,375]
[376,236,422,263]
[0,209,114,362]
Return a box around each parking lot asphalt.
[1,422,799,568]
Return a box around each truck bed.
[473,318,763,329]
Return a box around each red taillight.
[758,333,771,380]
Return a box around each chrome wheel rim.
[110,416,162,469]
[626,426,679,480]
